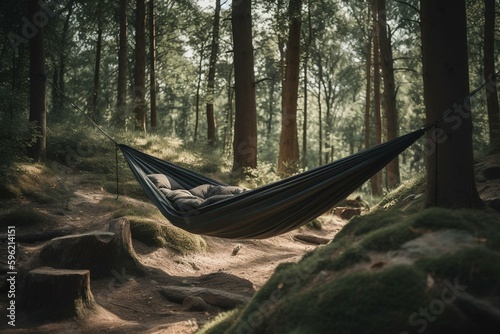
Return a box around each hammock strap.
[40,74,119,146]
[41,74,121,199]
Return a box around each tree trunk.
[231,0,257,171]
[206,0,221,147]
[149,0,157,129]
[377,0,399,188]
[194,43,205,142]
[24,268,97,320]
[364,15,372,151]
[484,0,500,144]
[116,0,128,128]
[420,0,483,208]
[51,4,73,121]
[27,0,46,162]
[317,66,323,166]
[302,0,312,169]
[278,0,302,176]
[91,22,103,122]
[134,0,147,132]
[370,0,383,196]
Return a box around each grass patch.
[0,163,72,204]
[196,309,242,334]
[375,173,426,213]
[0,206,53,227]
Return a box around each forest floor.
[0,164,347,334]
[1,150,499,333]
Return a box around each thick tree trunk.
[421,0,483,208]
[278,0,301,176]
[231,0,257,171]
[27,0,46,162]
[377,0,399,188]
[370,0,383,196]
[134,0,147,132]
[149,0,157,129]
[116,0,128,128]
[484,0,500,144]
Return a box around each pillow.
[207,185,245,197]
[147,174,171,189]
[189,184,213,198]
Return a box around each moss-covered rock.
[198,208,500,334]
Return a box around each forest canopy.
[0,0,499,198]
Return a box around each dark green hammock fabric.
[119,128,425,239]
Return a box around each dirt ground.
[0,167,347,334]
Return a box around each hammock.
[119,128,425,239]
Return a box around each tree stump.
[39,218,144,278]
[24,267,97,320]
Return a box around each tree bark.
[91,22,103,122]
[116,0,128,128]
[420,0,483,208]
[377,0,399,188]
[149,0,157,129]
[484,0,500,144]
[206,0,221,147]
[278,0,302,176]
[27,0,46,162]
[134,0,147,132]
[231,0,257,171]
[370,0,383,196]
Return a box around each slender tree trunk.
[484,0,500,144]
[302,0,312,169]
[27,0,46,162]
[134,0,146,132]
[317,63,323,166]
[278,0,302,175]
[267,77,276,140]
[206,0,221,147]
[194,43,205,142]
[364,15,372,150]
[377,0,399,188]
[57,3,73,116]
[370,0,383,196]
[91,22,103,122]
[116,0,128,128]
[421,0,483,208]
[149,0,157,129]
[231,0,257,171]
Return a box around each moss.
[334,210,405,241]
[127,217,206,254]
[222,265,428,334]
[416,246,500,297]
[197,309,241,334]
[128,217,167,247]
[361,220,419,252]
[325,246,370,271]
